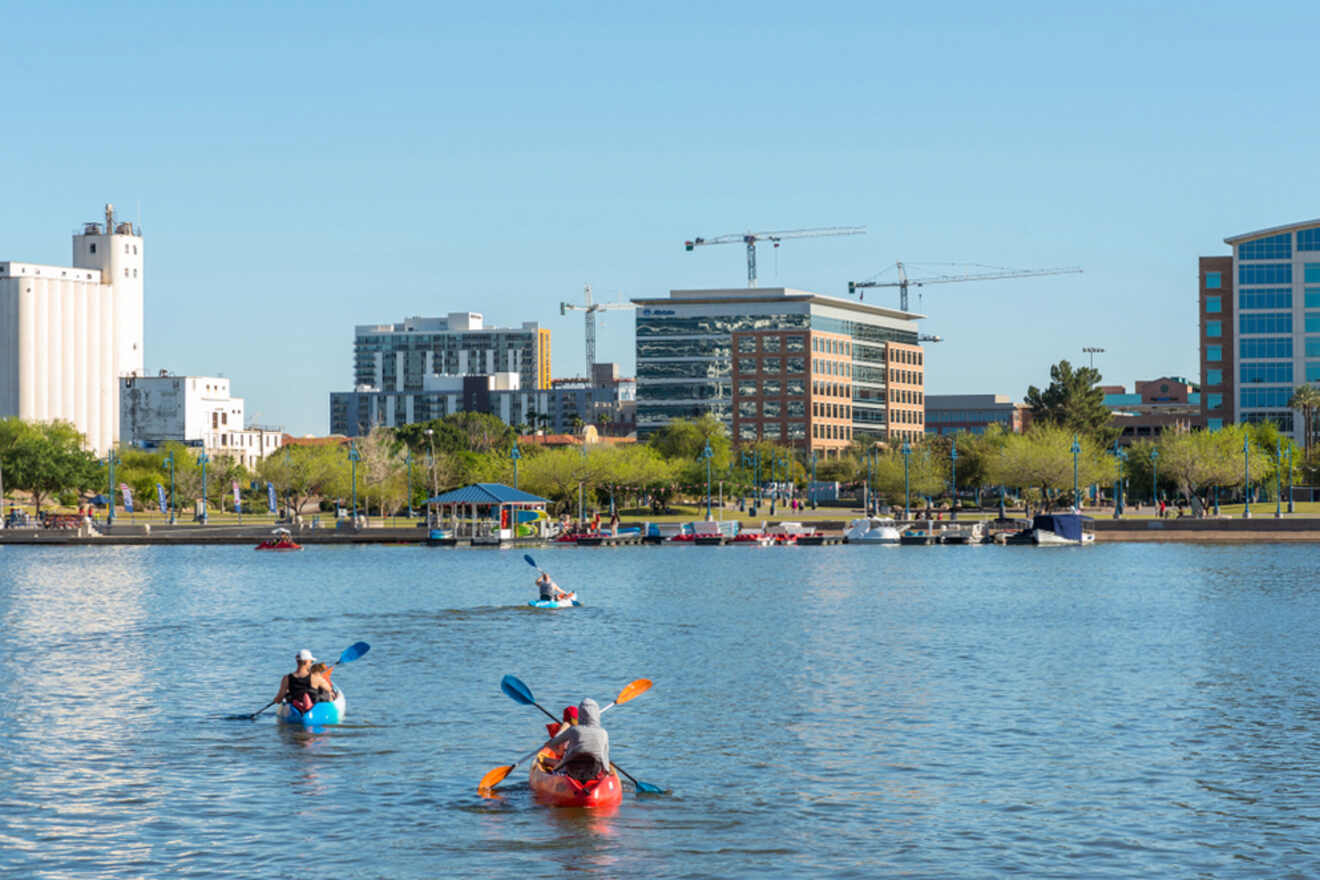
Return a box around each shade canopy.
[425,483,548,506]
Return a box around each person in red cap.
[545,705,578,740]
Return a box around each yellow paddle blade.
[478,764,515,792]
[614,678,653,707]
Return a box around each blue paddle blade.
[500,674,536,705]
[635,781,665,794]
[336,641,370,665]
[523,554,538,569]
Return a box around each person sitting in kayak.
[273,649,333,713]
[545,704,578,740]
[545,697,609,782]
[536,573,569,603]
[309,661,338,703]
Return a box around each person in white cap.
[272,649,332,713]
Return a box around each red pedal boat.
[256,528,302,551]
[528,747,622,808]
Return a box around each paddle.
[482,675,662,793]
[236,641,372,720]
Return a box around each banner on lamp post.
[156,483,167,513]
[266,482,277,514]
[119,483,134,513]
[232,481,241,514]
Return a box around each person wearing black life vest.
[273,649,333,713]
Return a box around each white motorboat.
[939,521,985,544]
[1009,514,1096,545]
[844,518,901,544]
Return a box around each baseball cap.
[297,649,316,662]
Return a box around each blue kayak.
[527,597,582,609]
[276,689,346,725]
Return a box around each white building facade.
[0,204,144,455]
[120,374,283,469]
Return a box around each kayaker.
[536,572,568,603]
[545,704,578,739]
[272,649,333,712]
[309,662,338,702]
[545,697,609,782]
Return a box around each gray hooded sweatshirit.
[546,697,610,772]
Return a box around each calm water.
[2,542,1319,878]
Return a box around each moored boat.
[1003,513,1095,545]
[528,747,622,808]
[276,689,346,725]
[843,518,901,544]
[256,528,302,551]
[939,521,985,544]
[899,521,936,545]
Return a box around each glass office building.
[632,288,923,441]
[1203,220,1320,439]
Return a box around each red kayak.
[255,539,302,551]
[529,747,622,808]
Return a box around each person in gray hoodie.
[545,697,610,781]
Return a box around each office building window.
[1240,337,1292,358]
[1205,272,1222,290]
[1207,369,1223,385]
[1208,418,1224,430]
[1240,387,1291,408]
[1239,232,1292,259]
[1206,295,1221,313]
[1240,288,1291,309]
[763,358,781,373]
[1240,362,1292,384]
[1208,393,1223,410]
[1239,264,1292,285]
[1206,345,1222,362]
[1308,363,1320,383]
[1300,232,1320,253]
[1207,320,1222,337]
[1239,313,1291,334]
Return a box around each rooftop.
[1224,219,1320,245]
[631,287,926,321]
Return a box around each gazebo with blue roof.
[425,483,550,545]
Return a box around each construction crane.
[848,262,1083,311]
[685,226,866,287]
[560,284,635,378]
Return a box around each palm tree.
[1288,384,1320,458]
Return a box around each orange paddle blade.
[478,764,515,792]
[614,678,653,707]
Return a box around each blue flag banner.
[156,483,167,513]
[232,480,242,514]
[119,483,134,513]
[266,482,277,513]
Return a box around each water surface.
[2,543,1318,878]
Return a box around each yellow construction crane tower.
[849,262,1083,311]
[685,226,866,287]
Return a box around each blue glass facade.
[1239,264,1292,285]
[1240,362,1292,384]
[1238,232,1292,259]
[1299,230,1320,252]
[1239,288,1291,309]
[1240,387,1292,408]
[1239,337,1292,359]
[1238,312,1292,334]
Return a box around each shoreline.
[3,517,1319,545]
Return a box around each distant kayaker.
[546,697,610,782]
[536,572,569,603]
[546,704,578,739]
[273,649,333,712]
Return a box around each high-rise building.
[925,394,1028,435]
[0,204,144,454]
[548,363,637,436]
[1201,220,1320,439]
[329,312,552,435]
[631,288,925,451]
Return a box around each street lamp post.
[578,437,587,523]
[1150,447,1159,510]
[197,451,210,524]
[424,428,437,496]
[1287,444,1295,514]
[901,440,912,521]
[1082,346,1105,368]
[1243,434,1251,519]
[950,437,959,521]
[406,449,414,518]
[1070,434,1081,512]
[742,450,761,517]
[865,449,873,516]
[700,441,714,520]
[809,449,817,509]
[165,450,176,525]
[348,441,361,529]
[510,441,521,491]
[107,449,119,527]
[1274,438,1282,519]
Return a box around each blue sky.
[4,1,1319,435]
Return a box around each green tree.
[871,442,945,509]
[0,419,101,514]
[1025,360,1115,441]
[1156,424,1267,514]
[256,443,349,517]
[647,415,733,472]
[1289,384,1320,458]
[985,425,1112,511]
